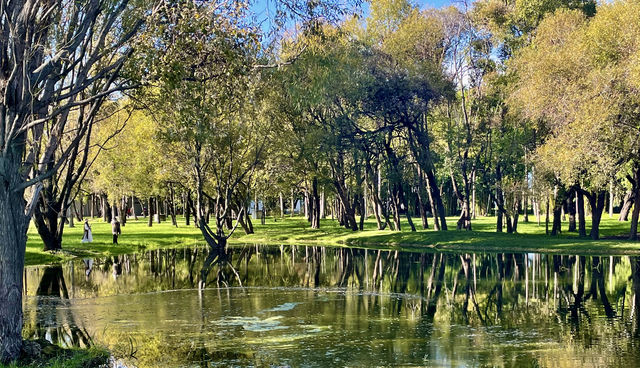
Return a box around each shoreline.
[25,215,640,266]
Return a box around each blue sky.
[250,0,457,36]
[413,0,456,9]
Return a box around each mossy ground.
[24,213,640,266]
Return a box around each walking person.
[111,218,121,244]
[82,219,93,243]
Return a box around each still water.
[22,245,640,367]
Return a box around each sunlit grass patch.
[24,213,640,266]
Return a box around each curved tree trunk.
[619,190,634,221]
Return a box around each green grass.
[25,213,640,266]
[1,341,109,368]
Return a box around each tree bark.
[577,188,587,237]
[620,190,634,221]
[184,192,191,226]
[279,192,284,218]
[169,185,177,227]
[550,187,565,236]
[310,177,320,229]
[583,190,606,240]
[567,190,576,232]
[629,167,640,240]
[0,160,29,363]
[496,165,504,233]
[148,197,154,227]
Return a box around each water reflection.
[22,246,640,367]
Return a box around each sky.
[250,0,458,39]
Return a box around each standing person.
[111,218,121,244]
[82,219,93,243]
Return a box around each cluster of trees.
[2,0,640,362]
[82,0,640,245]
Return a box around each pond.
[22,245,640,367]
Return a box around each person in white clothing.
[82,219,93,243]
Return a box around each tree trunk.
[585,190,606,240]
[545,194,550,235]
[619,191,634,221]
[365,162,385,230]
[184,192,191,226]
[132,194,138,220]
[426,169,447,230]
[169,185,177,227]
[609,180,614,219]
[567,191,576,232]
[550,187,564,236]
[90,194,95,218]
[155,197,161,223]
[496,165,504,233]
[0,164,29,363]
[101,194,108,223]
[310,177,320,229]
[630,167,640,240]
[119,196,127,227]
[148,197,154,227]
[254,192,258,220]
[279,192,284,218]
[416,169,429,230]
[577,188,586,237]
[68,206,74,228]
[112,201,117,222]
[304,187,309,221]
[290,189,295,218]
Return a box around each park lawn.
[24,213,640,266]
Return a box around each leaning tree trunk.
[426,169,447,231]
[0,162,30,363]
[620,190,634,221]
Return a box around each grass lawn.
[25,213,640,266]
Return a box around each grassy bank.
[1,340,109,368]
[25,213,640,266]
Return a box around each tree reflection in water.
[24,265,93,349]
[20,247,640,367]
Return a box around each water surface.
[22,245,640,367]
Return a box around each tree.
[0,0,150,361]
[510,3,640,239]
